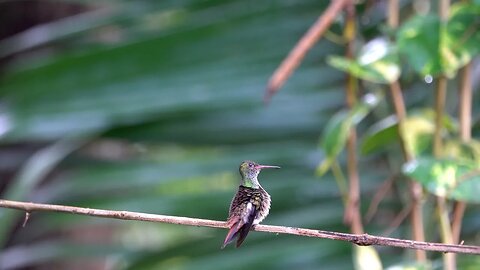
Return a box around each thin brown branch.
[389,78,427,262]
[458,63,472,142]
[440,0,451,21]
[437,195,456,270]
[389,81,413,161]
[434,76,447,157]
[409,184,426,260]
[1,199,479,255]
[264,0,349,102]
[386,0,426,260]
[382,203,413,237]
[435,65,455,269]
[452,61,473,246]
[452,202,466,243]
[387,0,399,28]
[365,175,396,222]
[457,169,480,185]
[343,0,363,235]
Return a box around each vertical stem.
[436,1,455,269]
[344,0,364,235]
[452,63,472,244]
[389,82,426,262]
[437,195,455,270]
[435,76,455,270]
[440,0,451,19]
[332,161,349,205]
[433,77,447,157]
[435,77,455,270]
[451,202,466,242]
[390,82,412,160]
[388,0,427,261]
[346,128,364,234]
[388,0,399,28]
[458,63,472,142]
[435,80,455,270]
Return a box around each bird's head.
[239,160,280,188]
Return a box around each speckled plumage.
[230,185,271,225]
[222,161,279,249]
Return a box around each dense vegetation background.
[0,0,478,269]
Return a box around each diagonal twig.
[265,0,349,102]
[365,175,396,222]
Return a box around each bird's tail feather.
[235,223,252,248]
[221,223,241,249]
[235,210,256,248]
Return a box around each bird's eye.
[249,163,253,167]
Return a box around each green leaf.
[398,6,480,77]
[318,92,382,175]
[445,3,480,65]
[419,108,458,132]
[328,38,400,84]
[398,15,442,76]
[403,157,480,202]
[362,108,458,156]
[361,115,398,155]
[361,113,434,156]
[444,139,480,166]
[401,109,457,156]
[365,109,457,156]
[401,116,435,157]
[440,2,480,77]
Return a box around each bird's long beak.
[256,164,281,169]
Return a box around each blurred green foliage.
[0,0,479,270]
[403,157,480,202]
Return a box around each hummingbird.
[222,160,280,248]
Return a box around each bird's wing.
[222,187,259,248]
[222,202,256,249]
[235,202,256,247]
